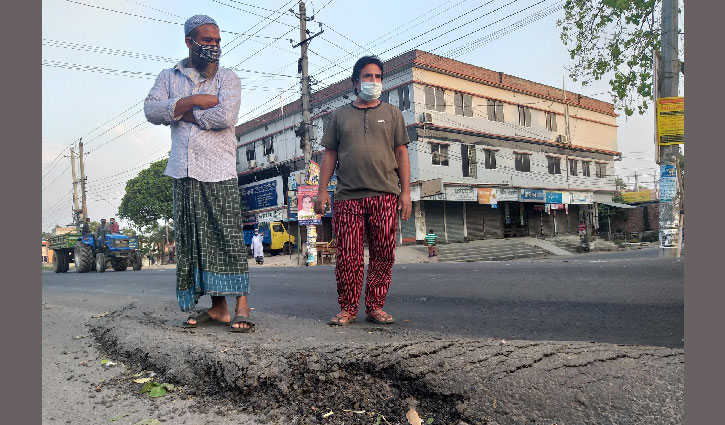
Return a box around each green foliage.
[558,0,664,116]
[615,178,625,190]
[118,159,173,228]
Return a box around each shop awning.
[600,201,636,209]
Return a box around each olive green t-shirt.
[321,102,409,201]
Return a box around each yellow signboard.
[621,191,652,203]
[657,96,684,145]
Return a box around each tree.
[558,0,677,116]
[118,159,173,229]
[615,177,628,191]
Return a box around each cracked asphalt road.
[43,249,683,424]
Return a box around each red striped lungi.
[332,193,398,315]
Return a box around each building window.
[546,112,558,132]
[454,92,473,117]
[487,99,504,122]
[484,149,497,169]
[582,161,591,177]
[425,86,446,112]
[263,137,274,156]
[518,106,531,127]
[515,153,531,172]
[595,163,607,178]
[246,144,255,161]
[461,144,477,178]
[236,148,241,165]
[431,143,448,166]
[547,156,561,175]
[398,85,410,110]
[568,159,578,176]
[381,91,389,104]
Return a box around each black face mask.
[191,39,221,63]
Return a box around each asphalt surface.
[42,248,684,424]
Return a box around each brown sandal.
[366,309,395,324]
[328,311,356,326]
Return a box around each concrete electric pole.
[657,0,682,257]
[78,138,88,222]
[293,1,323,266]
[70,145,81,225]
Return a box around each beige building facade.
[235,50,619,244]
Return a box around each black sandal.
[181,310,230,328]
[229,315,255,333]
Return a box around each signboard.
[241,177,281,211]
[496,188,520,202]
[257,209,287,223]
[327,171,337,191]
[421,178,444,197]
[445,186,477,201]
[657,96,684,145]
[478,188,497,205]
[242,214,256,225]
[287,190,298,214]
[306,161,320,185]
[622,191,652,203]
[545,192,563,204]
[569,191,594,204]
[297,185,322,225]
[659,164,677,202]
[521,189,545,202]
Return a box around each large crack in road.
[88,303,684,424]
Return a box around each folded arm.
[192,72,242,130]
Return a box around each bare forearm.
[317,149,338,193]
[173,96,198,118]
[395,146,410,193]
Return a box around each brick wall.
[609,203,659,233]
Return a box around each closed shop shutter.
[400,212,417,244]
[466,203,485,240]
[554,209,570,234]
[446,201,465,242]
[424,201,445,242]
[541,208,555,236]
[483,205,503,238]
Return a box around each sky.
[42,0,683,233]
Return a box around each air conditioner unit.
[267,154,277,163]
[421,112,433,124]
[248,160,257,168]
[556,134,568,144]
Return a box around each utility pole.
[657,0,682,257]
[293,1,323,266]
[70,146,81,226]
[562,76,572,144]
[634,170,639,192]
[78,138,88,222]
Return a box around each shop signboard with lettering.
[496,188,520,202]
[241,177,282,211]
[521,189,545,202]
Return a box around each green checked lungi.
[173,177,249,312]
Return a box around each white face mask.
[359,81,382,102]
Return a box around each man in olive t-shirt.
[314,55,411,326]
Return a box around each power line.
[64,0,289,39]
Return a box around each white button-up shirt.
[144,59,241,182]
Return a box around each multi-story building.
[235,50,619,244]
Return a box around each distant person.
[425,229,438,257]
[81,218,90,235]
[144,15,252,332]
[314,55,411,326]
[95,218,108,240]
[251,229,264,264]
[109,217,120,234]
